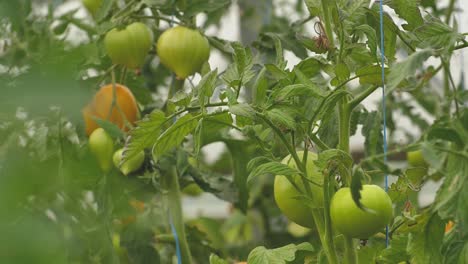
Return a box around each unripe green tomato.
[104,22,153,69]
[82,0,102,15]
[330,185,393,239]
[273,151,323,228]
[89,128,114,173]
[113,148,145,176]
[156,26,210,79]
[182,183,204,197]
[407,150,427,168]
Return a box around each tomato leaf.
[407,213,444,264]
[154,113,200,157]
[386,49,433,94]
[247,243,314,264]
[350,167,365,210]
[209,254,228,264]
[124,110,167,162]
[247,161,300,186]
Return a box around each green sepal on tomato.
[273,151,323,228]
[156,26,210,79]
[113,148,145,176]
[88,128,114,173]
[330,185,393,239]
[104,22,153,69]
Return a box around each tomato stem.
[343,235,358,264]
[161,166,193,264]
[163,77,193,264]
[320,0,335,50]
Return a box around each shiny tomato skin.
[407,150,427,168]
[274,151,323,228]
[89,128,114,173]
[104,22,153,69]
[113,148,145,176]
[330,185,393,239]
[156,26,210,79]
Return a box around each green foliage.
[1,0,467,263]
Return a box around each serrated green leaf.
[265,107,297,130]
[229,103,256,119]
[153,113,200,157]
[408,213,444,264]
[356,65,389,85]
[247,243,314,264]
[414,16,461,49]
[125,110,167,161]
[387,0,424,31]
[353,24,378,59]
[253,68,268,106]
[387,49,433,94]
[247,161,300,185]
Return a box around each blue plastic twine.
[169,212,183,264]
[377,0,389,247]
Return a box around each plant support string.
[377,0,390,247]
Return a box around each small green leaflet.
[247,243,314,264]
[387,0,424,31]
[247,161,300,185]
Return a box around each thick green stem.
[311,210,339,264]
[339,98,351,154]
[344,235,358,264]
[320,0,335,50]
[161,167,193,264]
[162,77,193,264]
[339,97,359,263]
[348,85,379,110]
[445,0,456,24]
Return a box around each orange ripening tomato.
[445,221,454,233]
[83,83,139,135]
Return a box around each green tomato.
[407,150,427,168]
[182,183,204,197]
[156,26,210,79]
[89,128,114,173]
[113,148,145,176]
[104,22,153,69]
[330,185,393,238]
[82,0,102,15]
[274,151,323,228]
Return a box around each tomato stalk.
[160,166,193,264]
[320,0,335,50]
[258,114,339,264]
[339,98,358,263]
[343,235,358,264]
[162,77,193,264]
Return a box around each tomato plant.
[330,185,393,238]
[89,128,114,173]
[104,22,153,69]
[83,83,140,135]
[156,26,210,79]
[113,148,145,176]
[274,151,322,228]
[1,0,467,264]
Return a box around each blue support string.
[377,0,390,247]
[169,212,182,264]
